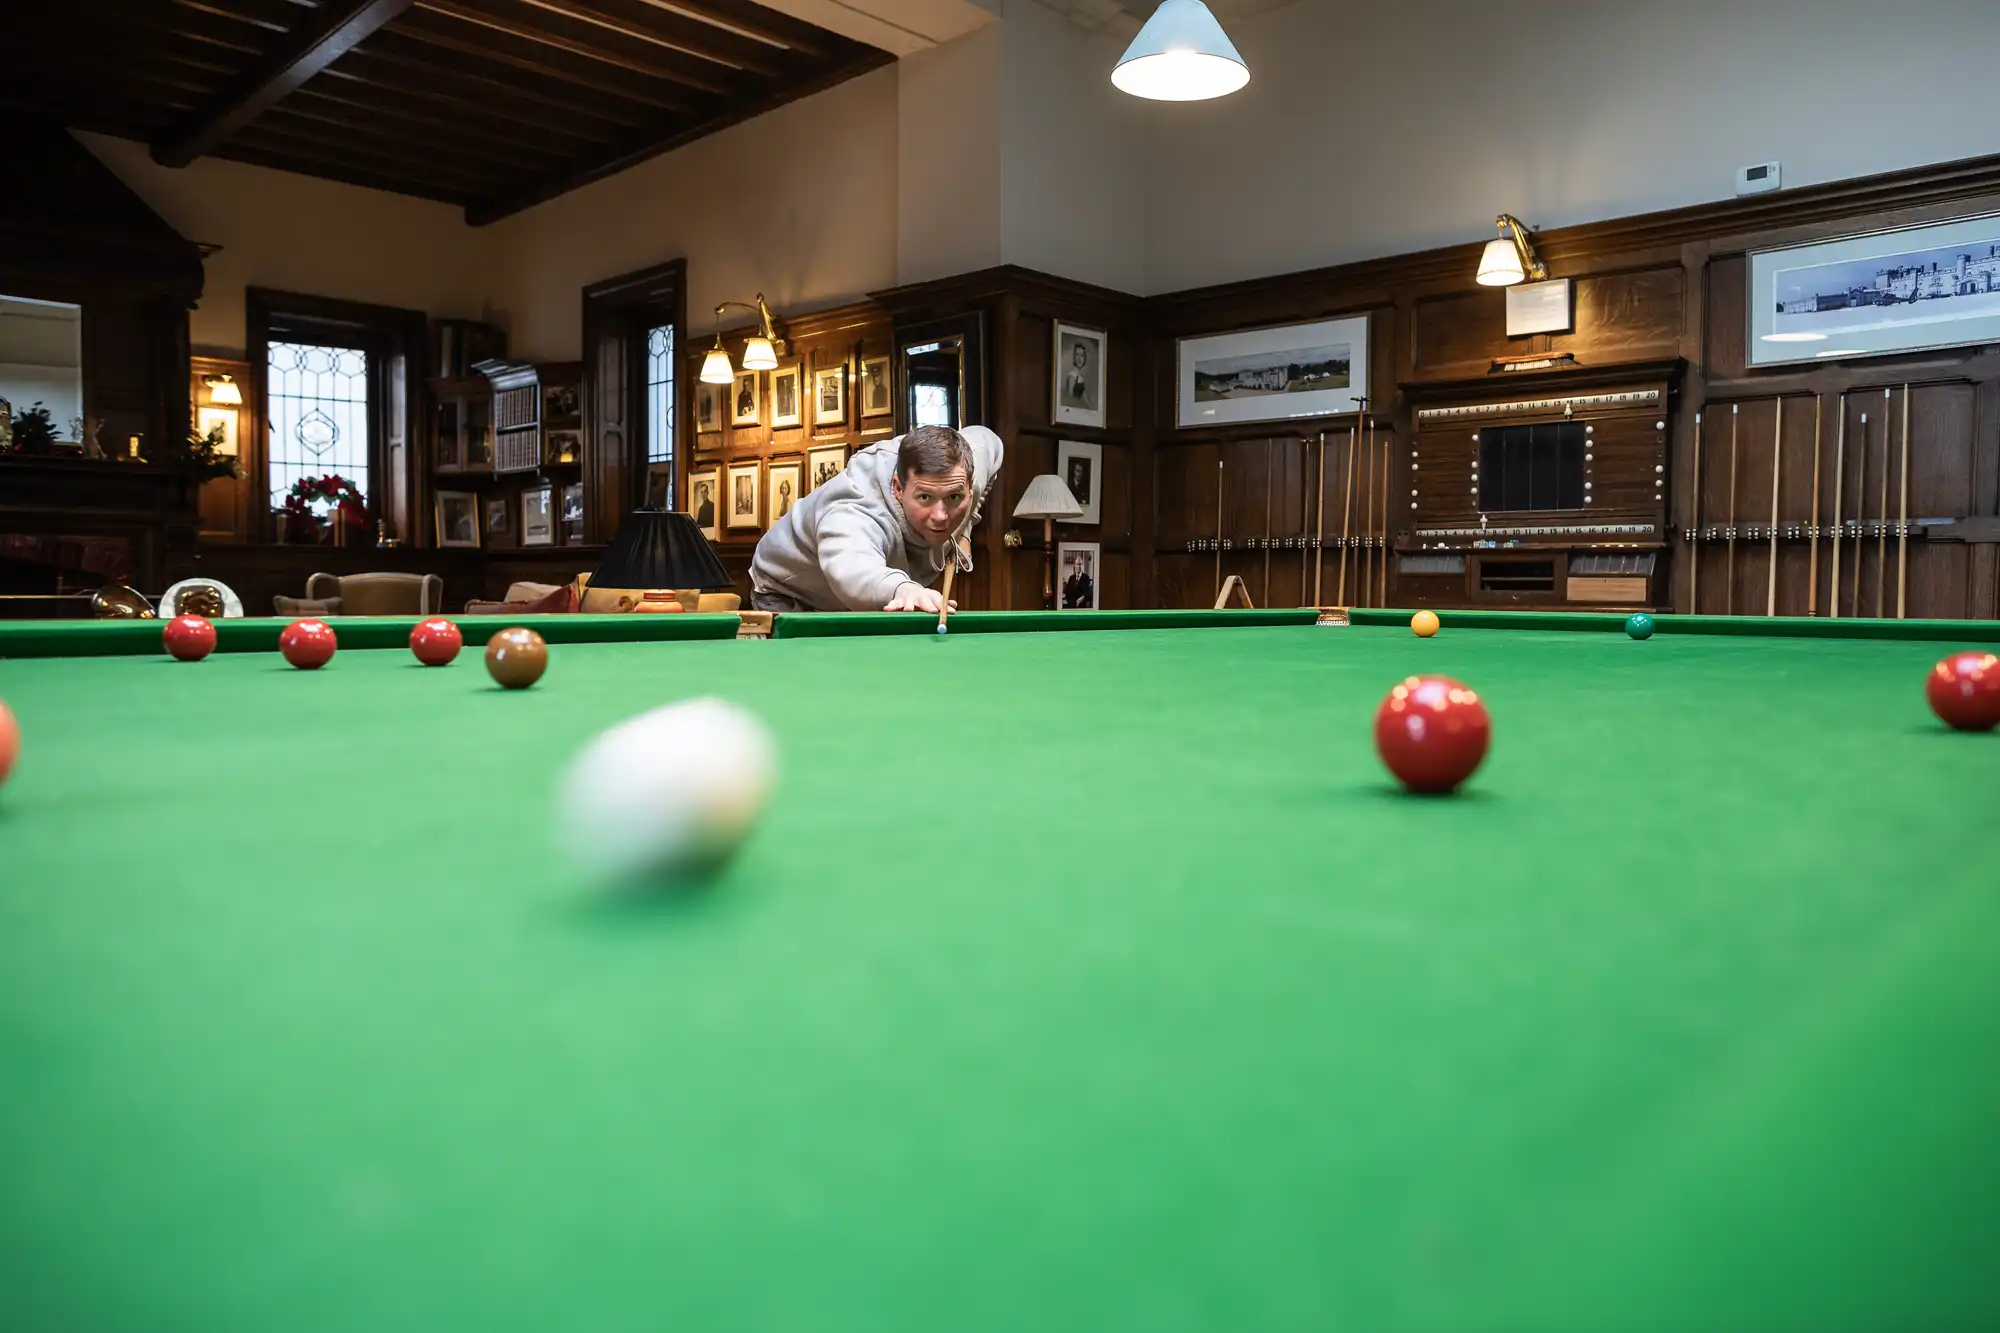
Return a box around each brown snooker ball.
[485,627,548,689]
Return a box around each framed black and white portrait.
[771,364,802,429]
[1057,540,1100,610]
[726,460,761,531]
[696,380,722,434]
[521,483,555,547]
[1056,439,1102,525]
[732,371,760,427]
[436,490,480,548]
[688,466,719,541]
[768,461,801,523]
[814,364,847,428]
[1053,322,1106,429]
[860,355,893,418]
[484,496,509,536]
[807,444,847,491]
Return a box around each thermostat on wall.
[1737,161,1781,196]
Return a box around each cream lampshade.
[1476,236,1526,286]
[740,336,778,372]
[1013,474,1084,610]
[699,341,735,384]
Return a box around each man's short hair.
[897,425,974,485]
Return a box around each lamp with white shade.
[699,294,785,385]
[1113,0,1249,102]
[1012,474,1084,609]
[1475,214,1548,287]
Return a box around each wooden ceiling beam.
[278,89,576,164]
[231,120,514,188]
[316,62,622,146]
[413,0,736,95]
[152,0,417,167]
[383,14,696,113]
[512,0,785,76]
[165,0,302,35]
[214,143,476,207]
[626,0,829,57]
[335,43,651,132]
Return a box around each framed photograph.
[1053,322,1107,429]
[860,355,893,418]
[726,460,761,531]
[521,483,554,546]
[644,462,672,510]
[545,428,580,464]
[1177,315,1369,428]
[1057,541,1100,610]
[543,383,580,420]
[435,490,480,548]
[484,497,509,535]
[770,364,803,429]
[1056,440,1102,525]
[1749,212,2000,366]
[731,370,760,427]
[688,466,720,541]
[813,363,847,427]
[560,482,584,544]
[695,380,722,434]
[196,406,238,457]
[807,444,848,491]
[768,461,801,524]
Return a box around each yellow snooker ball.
[1411,610,1440,638]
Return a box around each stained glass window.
[645,324,675,507]
[268,341,370,508]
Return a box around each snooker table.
[3,608,1999,1333]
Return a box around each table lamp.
[588,509,734,613]
[1012,474,1084,609]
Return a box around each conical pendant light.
[1113,0,1249,102]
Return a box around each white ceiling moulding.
[742,0,998,56]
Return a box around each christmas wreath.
[276,474,368,538]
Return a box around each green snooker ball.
[1625,613,1656,640]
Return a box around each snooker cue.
[1897,382,1911,618]
[1263,440,1274,608]
[1689,412,1703,615]
[1766,396,1783,617]
[1851,411,1868,618]
[1313,431,1327,606]
[1215,455,1224,603]
[1361,419,1375,606]
[1827,396,1846,619]
[1807,395,1822,616]
[1875,389,1889,617]
[1300,437,1312,606]
[1337,418,1358,605]
[1726,404,1739,615]
[1379,426,1390,608]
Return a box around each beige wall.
[897,25,1004,286]
[78,133,497,355]
[1143,0,2000,294]
[492,65,901,362]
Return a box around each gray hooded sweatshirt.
[749,425,1004,611]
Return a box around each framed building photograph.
[726,460,761,531]
[436,490,480,548]
[814,363,847,427]
[771,364,803,429]
[768,461,801,523]
[1057,540,1100,610]
[860,355,893,418]
[1053,322,1106,429]
[688,466,720,541]
[807,443,848,491]
[731,370,760,427]
[1056,440,1102,525]
[696,380,722,434]
[521,483,555,546]
[484,496,509,535]
[1177,315,1369,427]
[1748,213,2000,366]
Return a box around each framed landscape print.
[521,483,554,546]
[1748,212,2000,366]
[807,443,847,491]
[1053,322,1106,429]
[695,380,722,434]
[435,490,480,548]
[813,363,847,427]
[1057,541,1100,610]
[860,355,893,418]
[1177,315,1369,427]
[726,460,761,531]
[731,370,760,427]
[1056,439,1102,525]
[771,363,803,429]
[767,461,801,523]
[688,466,720,541]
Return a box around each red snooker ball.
[1374,674,1492,794]
[279,618,338,670]
[410,617,463,667]
[1925,651,2000,732]
[163,614,217,662]
[0,699,18,791]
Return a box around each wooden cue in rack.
[1689,412,1703,614]
[1337,417,1358,605]
[1379,425,1390,607]
[1766,396,1783,616]
[1807,395,1822,616]
[1262,440,1274,608]
[1361,420,1375,607]
[1875,389,1889,617]
[1313,432,1326,606]
[1300,437,1311,606]
[1897,382,1911,618]
[1852,411,1868,618]
[1215,455,1224,602]
[1827,396,1846,619]
[1726,404,1740,615]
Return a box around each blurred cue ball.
[163,614,217,662]
[1625,613,1656,640]
[558,698,776,885]
[485,627,548,689]
[0,700,18,791]
[1411,610,1440,638]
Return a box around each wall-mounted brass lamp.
[699,295,786,384]
[202,373,242,405]
[1475,214,1549,287]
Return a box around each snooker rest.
[297,572,444,617]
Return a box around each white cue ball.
[557,697,775,884]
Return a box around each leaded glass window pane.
[268,341,370,508]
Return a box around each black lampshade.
[589,509,733,590]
